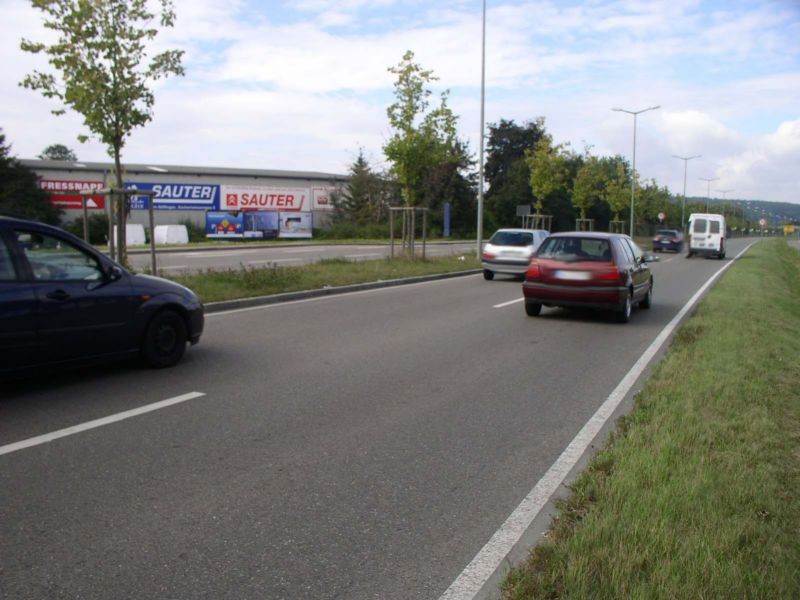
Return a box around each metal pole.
[476,0,486,258]
[612,106,660,238]
[699,177,719,212]
[390,209,395,259]
[672,155,700,231]
[148,195,157,274]
[630,114,637,237]
[82,196,89,242]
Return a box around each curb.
[204,269,482,313]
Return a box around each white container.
[154,225,189,245]
[113,224,146,247]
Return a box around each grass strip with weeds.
[502,239,800,599]
[164,254,480,304]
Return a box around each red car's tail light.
[525,260,541,280]
[595,265,625,283]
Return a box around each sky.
[1,0,799,204]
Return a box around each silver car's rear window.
[488,231,533,246]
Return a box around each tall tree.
[38,143,77,161]
[483,118,546,228]
[335,150,393,225]
[526,134,571,214]
[0,130,62,224]
[384,50,460,209]
[602,162,632,224]
[20,0,184,263]
[572,154,605,220]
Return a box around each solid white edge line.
[0,392,206,457]
[439,242,757,600]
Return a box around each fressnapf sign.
[39,179,105,209]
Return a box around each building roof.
[20,159,348,182]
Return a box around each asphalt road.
[0,238,755,600]
[129,241,477,274]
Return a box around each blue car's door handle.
[46,289,70,301]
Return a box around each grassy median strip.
[165,254,480,303]
[502,239,800,599]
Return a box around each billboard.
[206,211,244,238]
[39,180,105,210]
[279,212,313,239]
[126,182,220,211]
[243,211,280,239]
[222,185,309,212]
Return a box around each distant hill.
[686,197,800,226]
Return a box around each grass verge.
[164,254,480,303]
[502,239,800,599]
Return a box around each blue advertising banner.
[244,211,280,239]
[206,211,244,238]
[126,182,220,211]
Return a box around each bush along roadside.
[502,238,800,599]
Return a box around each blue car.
[0,215,204,377]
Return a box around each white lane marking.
[207,274,484,317]
[439,242,757,600]
[158,265,189,270]
[0,392,206,457]
[344,253,384,259]
[494,298,524,308]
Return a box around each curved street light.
[612,105,660,237]
[672,154,701,230]
[699,177,719,212]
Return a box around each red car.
[522,232,656,323]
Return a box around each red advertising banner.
[221,185,309,212]
[40,180,105,210]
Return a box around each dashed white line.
[0,392,206,457]
[493,298,524,308]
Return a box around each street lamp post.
[699,177,719,212]
[672,154,700,231]
[613,105,660,237]
[476,0,486,258]
[717,189,733,217]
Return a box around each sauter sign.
[223,185,308,211]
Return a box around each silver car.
[481,228,550,280]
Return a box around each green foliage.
[602,161,632,222]
[21,0,185,260]
[0,130,62,224]
[314,222,390,240]
[334,150,397,225]
[178,218,207,243]
[63,213,109,244]
[384,50,463,209]
[526,133,571,214]
[484,119,545,227]
[572,154,605,219]
[38,143,77,161]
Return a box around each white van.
[687,213,726,259]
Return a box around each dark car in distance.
[652,229,684,253]
[522,232,656,323]
[0,215,204,377]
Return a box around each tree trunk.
[113,147,126,266]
